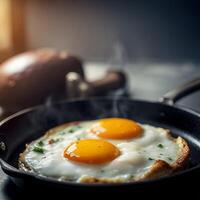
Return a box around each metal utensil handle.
[160,78,200,105]
[89,70,127,95]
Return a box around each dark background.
[26,0,200,63]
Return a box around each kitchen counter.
[1,62,200,199]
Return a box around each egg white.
[19,121,179,182]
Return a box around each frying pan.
[1,78,200,196]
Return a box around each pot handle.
[160,78,200,105]
[66,70,126,98]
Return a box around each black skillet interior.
[1,98,200,181]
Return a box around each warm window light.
[0,0,12,50]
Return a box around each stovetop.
[1,62,200,199]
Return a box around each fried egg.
[19,118,189,183]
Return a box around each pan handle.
[160,78,200,105]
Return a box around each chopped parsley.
[129,175,135,179]
[148,157,154,161]
[68,125,82,133]
[157,144,164,149]
[33,146,44,153]
[37,141,44,146]
[59,126,82,135]
[100,169,105,173]
[167,157,173,161]
[33,141,45,153]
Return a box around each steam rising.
[109,42,129,117]
[89,42,129,119]
[109,42,129,70]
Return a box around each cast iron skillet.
[1,78,200,196]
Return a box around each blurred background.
[1,0,200,114]
[1,0,200,62]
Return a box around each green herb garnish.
[68,129,74,133]
[167,157,173,161]
[148,157,154,161]
[157,144,164,148]
[129,175,135,179]
[33,146,44,153]
[59,125,82,135]
[38,141,44,146]
[68,126,81,133]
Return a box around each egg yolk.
[64,139,120,164]
[89,118,142,139]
